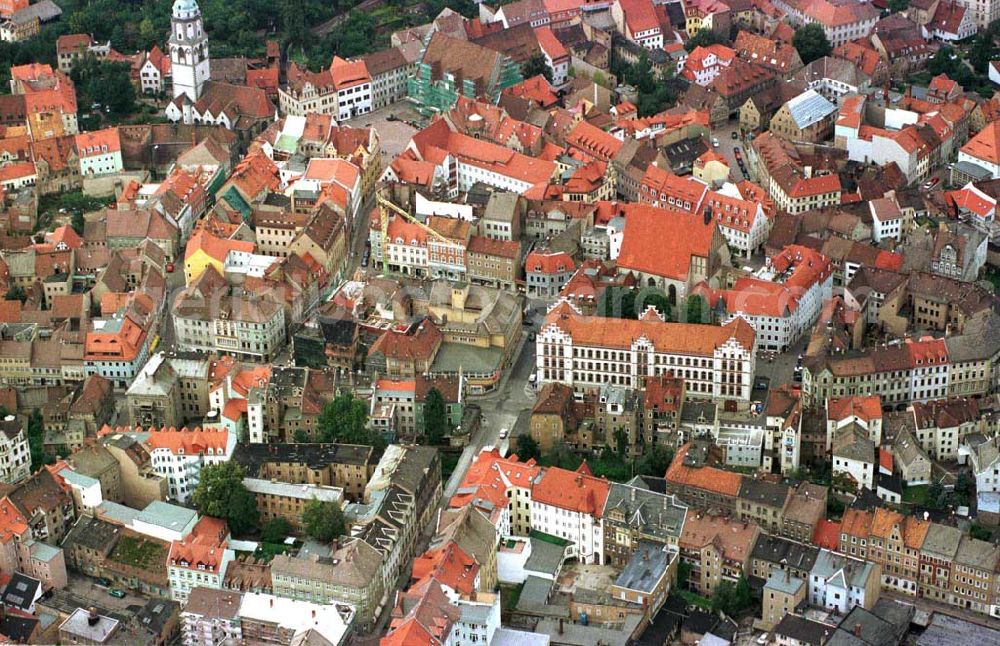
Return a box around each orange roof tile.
[813,518,841,550]
[826,395,882,422]
[961,121,1000,165]
[839,508,873,538]
[533,466,610,517]
[666,443,743,497]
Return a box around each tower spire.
[168,0,211,102]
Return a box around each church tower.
[169,0,210,102]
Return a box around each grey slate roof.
[738,478,791,508]
[614,541,674,593]
[917,612,1000,646]
[751,534,818,571]
[605,479,687,542]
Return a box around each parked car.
[712,137,720,148]
[499,428,509,439]
[108,588,126,599]
[922,177,940,190]
[165,262,174,273]
[96,577,111,587]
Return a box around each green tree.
[70,210,85,236]
[635,444,674,477]
[969,32,995,74]
[711,580,736,613]
[515,434,541,462]
[521,54,553,83]
[711,575,754,615]
[927,481,945,508]
[191,462,259,535]
[261,518,291,543]
[27,409,51,472]
[302,499,346,542]
[541,443,582,470]
[686,295,706,323]
[792,24,832,65]
[888,0,908,11]
[318,393,384,452]
[971,524,992,541]
[335,11,376,59]
[635,287,671,320]
[613,429,629,461]
[71,57,136,117]
[423,387,448,445]
[598,286,637,319]
[5,285,26,304]
[293,429,311,443]
[678,560,693,588]
[684,28,723,52]
[827,495,845,518]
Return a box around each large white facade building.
[537,301,757,401]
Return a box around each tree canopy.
[317,393,385,453]
[27,409,53,471]
[70,57,136,117]
[260,518,291,543]
[515,434,541,462]
[686,295,706,323]
[684,28,723,52]
[522,54,553,83]
[711,575,755,616]
[191,462,259,535]
[792,24,832,65]
[302,499,346,542]
[422,388,448,446]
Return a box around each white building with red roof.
[167,516,234,602]
[702,183,770,257]
[958,120,1000,179]
[449,448,541,537]
[615,202,729,302]
[525,249,575,297]
[703,244,832,351]
[279,56,372,121]
[533,26,570,86]
[945,182,997,233]
[530,463,610,563]
[611,0,663,49]
[681,44,736,86]
[406,119,556,195]
[139,45,171,95]
[537,301,756,399]
[826,395,883,452]
[75,127,121,177]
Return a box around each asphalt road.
[442,308,541,500]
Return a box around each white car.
[712,137,720,148]
[499,428,509,439]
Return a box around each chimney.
[269,598,274,608]
[854,623,862,637]
[559,618,564,635]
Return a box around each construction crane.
[376,191,448,272]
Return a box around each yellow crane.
[376,192,447,272]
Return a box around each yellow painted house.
[183,229,255,286]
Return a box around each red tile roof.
[961,121,1000,165]
[827,395,882,422]
[532,465,610,517]
[526,249,574,275]
[812,518,841,550]
[666,443,743,496]
[329,56,371,89]
[616,203,716,281]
